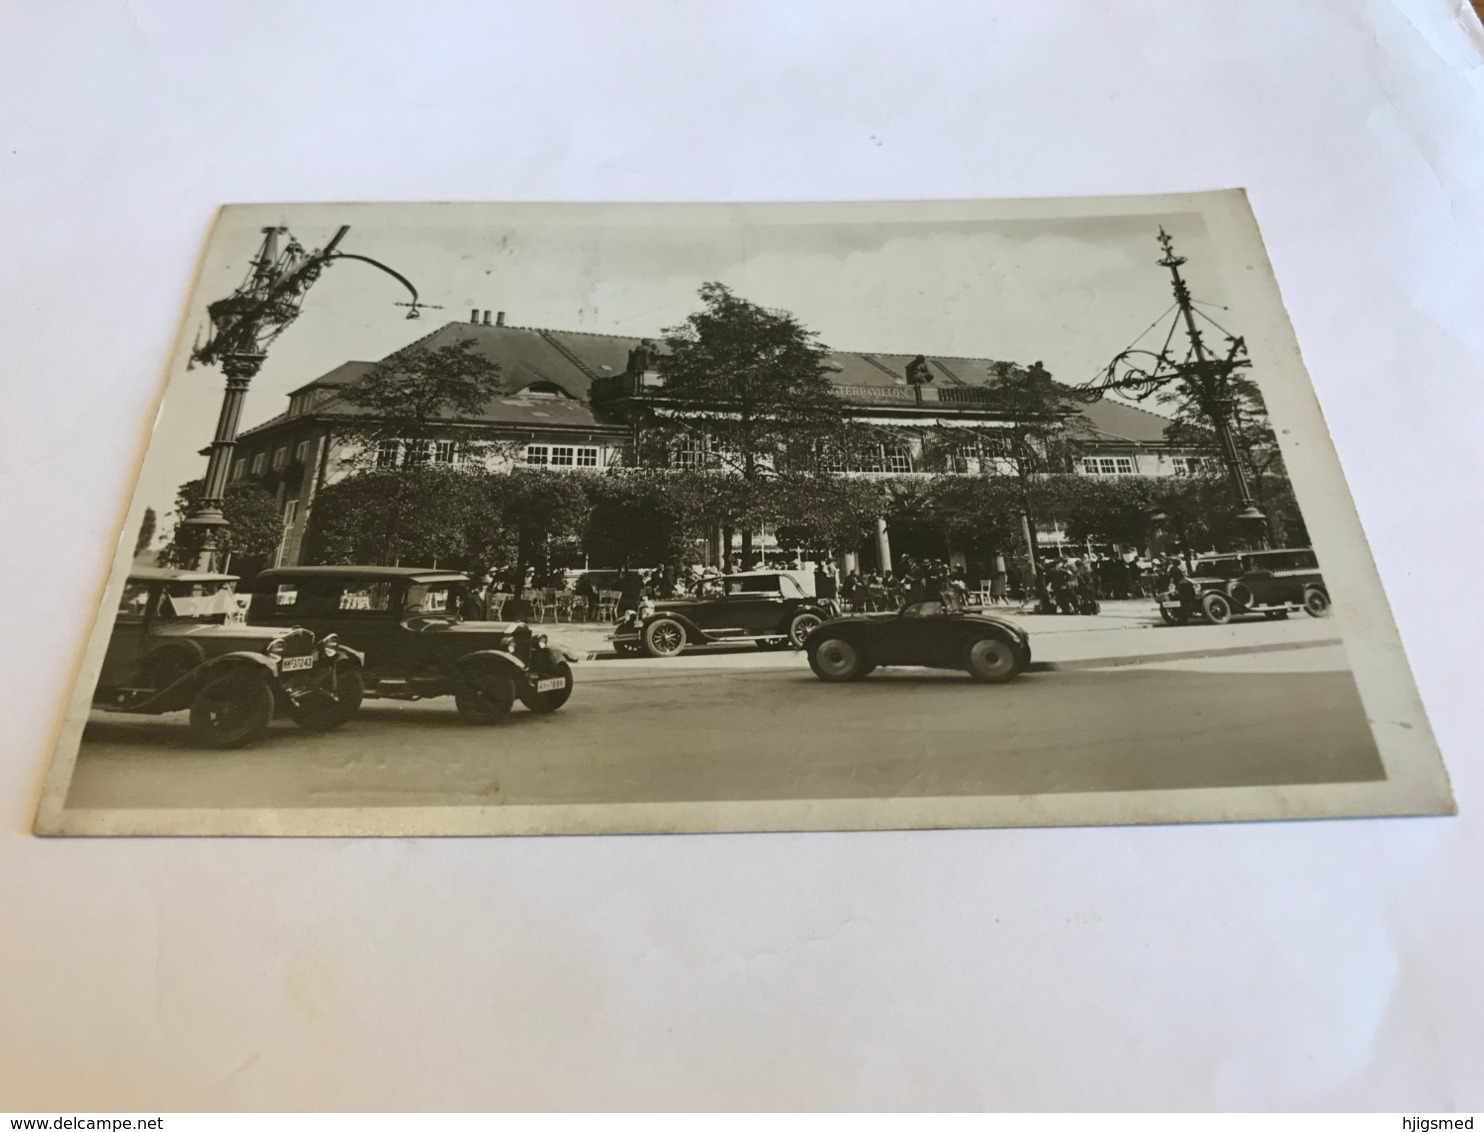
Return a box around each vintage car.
[245,566,578,724]
[610,570,839,658]
[1157,547,1332,625]
[803,588,1032,683]
[94,567,363,747]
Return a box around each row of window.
[233,439,313,482]
[377,438,463,468]
[525,444,600,467]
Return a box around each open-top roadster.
[803,589,1032,683]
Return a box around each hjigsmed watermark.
[1403,1120,1475,1130]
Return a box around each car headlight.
[265,638,286,657]
[535,633,548,649]
[320,633,339,658]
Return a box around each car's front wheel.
[788,611,824,649]
[965,636,1021,683]
[642,617,687,658]
[1201,591,1234,625]
[522,661,573,714]
[454,660,516,725]
[1303,587,1332,618]
[188,671,276,748]
[808,637,868,681]
[292,662,364,732]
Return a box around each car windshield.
[160,581,240,622]
[405,582,466,618]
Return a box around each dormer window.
[517,382,568,399]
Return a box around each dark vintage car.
[610,571,839,657]
[94,567,364,747]
[803,589,1032,683]
[245,566,578,724]
[1158,547,1332,626]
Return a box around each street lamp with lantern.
[1076,228,1268,549]
[182,225,430,571]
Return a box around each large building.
[229,311,1213,570]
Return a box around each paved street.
[64,609,1383,811]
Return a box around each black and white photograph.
[32,192,1454,835]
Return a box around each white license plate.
[535,676,567,693]
[280,655,315,672]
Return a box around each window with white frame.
[250,452,266,476]
[271,447,287,471]
[404,441,430,467]
[670,435,712,471]
[527,443,600,468]
[883,445,913,474]
[376,439,401,468]
[433,439,458,464]
[1081,456,1136,476]
[293,439,311,464]
[231,459,246,482]
[1171,455,1217,475]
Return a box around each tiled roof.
[242,320,1174,446]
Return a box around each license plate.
[535,676,567,693]
[280,655,315,672]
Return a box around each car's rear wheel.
[1303,587,1331,618]
[965,636,1021,683]
[1201,591,1234,625]
[642,617,687,658]
[454,660,516,724]
[808,637,867,681]
[788,611,824,649]
[522,661,573,713]
[188,671,276,748]
[292,662,364,731]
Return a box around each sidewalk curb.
[574,636,1343,672]
[1028,637,1342,673]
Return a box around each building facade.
[227,313,1211,571]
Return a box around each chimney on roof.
[470,308,479,324]
[496,311,506,327]
[481,310,491,325]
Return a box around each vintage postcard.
[32,192,1455,835]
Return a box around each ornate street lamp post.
[1077,229,1268,548]
[182,225,428,571]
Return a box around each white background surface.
[1,0,1481,1111]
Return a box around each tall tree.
[134,507,157,558]
[164,481,281,570]
[339,336,507,467]
[499,470,592,601]
[981,361,1086,608]
[308,465,508,575]
[1157,374,1288,513]
[655,283,845,563]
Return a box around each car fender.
[542,643,582,665]
[122,652,278,714]
[327,643,365,668]
[453,648,529,678]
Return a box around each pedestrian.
[991,554,1008,605]
[617,568,644,616]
